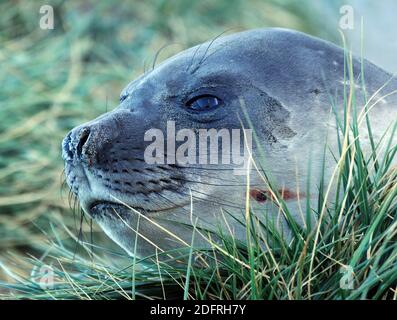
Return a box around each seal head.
[62,28,397,257]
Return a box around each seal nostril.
[76,127,90,157]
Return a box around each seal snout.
[62,126,92,163]
[61,131,74,162]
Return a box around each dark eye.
[120,93,128,103]
[186,94,222,111]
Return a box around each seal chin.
[87,199,190,220]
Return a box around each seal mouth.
[89,201,146,218]
[88,200,189,218]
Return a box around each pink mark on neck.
[249,188,306,203]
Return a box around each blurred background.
[0,0,396,286]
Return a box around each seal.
[62,28,397,258]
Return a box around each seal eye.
[186,95,222,111]
[120,93,128,103]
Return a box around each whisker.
[187,42,204,73]
[152,43,179,70]
[190,28,235,74]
